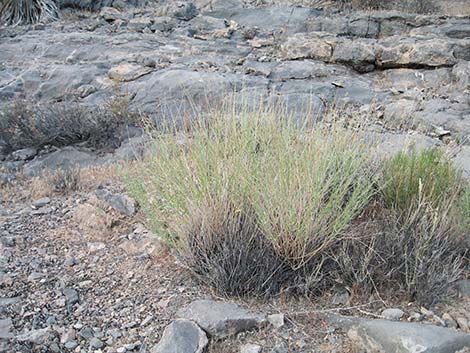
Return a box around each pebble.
[382,308,405,321]
[32,197,51,208]
[63,287,80,305]
[443,313,458,328]
[268,313,285,329]
[90,337,104,349]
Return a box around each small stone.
[271,342,288,353]
[65,340,78,349]
[443,313,458,329]
[177,300,264,338]
[16,328,52,345]
[456,317,469,331]
[382,308,405,321]
[90,337,104,349]
[141,315,153,326]
[79,326,93,340]
[331,290,350,305]
[32,197,51,208]
[268,314,285,329]
[49,342,60,352]
[116,347,126,353]
[64,258,78,267]
[420,307,435,319]
[240,343,262,353]
[408,312,423,322]
[28,272,44,281]
[63,288,79,305]
[11,147,37,161]
[152,319,208,353]
[31,207,53,215]
[45,316,56,326]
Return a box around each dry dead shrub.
[0,99,139,154]
[334,198,465,305]
[181,198,295,297]
[48,168,81,194]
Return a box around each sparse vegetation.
[334,0,438,13]
[0,99,139,154]
[0,0,59,26]
[48,167,81,194]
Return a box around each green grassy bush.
[125,108,377,295]
[381,148,461,213]
[124,106,467,302]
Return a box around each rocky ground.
[1,0,470,352]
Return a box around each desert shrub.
[0,0,59,26]
[336,198,465,305]
[457,185,470,234]
[0,100,138,153]
[125,107,377,296]
[48,167,81,193]
[381,148,461,213]
[334,0,437,13]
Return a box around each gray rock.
[382,308,405,321]
[90,337,104,349]
[63,287,79,305]
[329,314,470,353]
[32,197,51,208]
[363,132,442,159]
[207,6,320,34]
[79,326,93,339]
[24,147,100,177]
[0,318,13,340]
[270,342,288,353]
[454,146,470,179]
[11,148,37,161]
[128,17,152,32]
[456,279,470,296]
[16,328,52,345]
[331,40,376,73]
[27,272,44,281]
[176,300,264,338]
[65,340,78,349]
[94,188,136,216]
[240,344,262,353]
[267,314,285,329]
[0,297,21,307]
[31,207,53,216]
[0,172,15,186]
[174,3,199,21]
[151,319,208,353]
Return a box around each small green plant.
[0,0,59,26]
[457,185,470,235]
[382,148,461,213]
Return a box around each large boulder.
[329,314,470,353]
[176,300,264,338]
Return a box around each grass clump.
[125,108,377,296]
[381,148,461,213]
[0,0,59,26]
[48,167,81,194]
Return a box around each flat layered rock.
[329,314,470,353]
[176,300,264,338]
